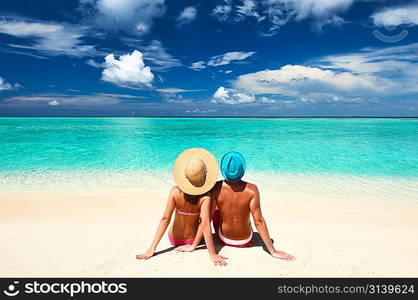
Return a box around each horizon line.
[0,116,417,119]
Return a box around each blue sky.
[0,0,418,116]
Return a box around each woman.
[136,148,227,266]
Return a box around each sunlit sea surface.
[1,117,417,204]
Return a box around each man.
[211,151,294,260]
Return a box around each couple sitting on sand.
[137,148,295,266]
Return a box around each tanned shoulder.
[171,185,181,195]
[245,182,259,196]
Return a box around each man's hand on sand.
[136,249,154,260]
[271,250,295,261]
[175,245,196,252]
[210,253,228,266]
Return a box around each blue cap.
[220,151,246,182]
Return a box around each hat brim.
[173,148,219,195]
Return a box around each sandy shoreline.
[1,180,418,277]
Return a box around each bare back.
[212,180,257,240]
[171,187,207,240]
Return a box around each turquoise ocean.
[0,117,417,199]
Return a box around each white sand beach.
[1,174,418,277]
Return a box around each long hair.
[184,193,199,204]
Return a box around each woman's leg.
[167,225,176,246]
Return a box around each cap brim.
[173,148,219,195]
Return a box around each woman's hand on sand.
[210,253,228,266]
[271,250,295,261]
[175,245,196,252]
[136,249,154,260]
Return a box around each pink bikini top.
[176,209,200,216]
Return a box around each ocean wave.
[1,170,417,208]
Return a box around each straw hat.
[173,148,219,195]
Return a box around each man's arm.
[136,187,176,260]
[249,186,295,261]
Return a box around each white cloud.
[0,19,96,57]
[79,0,165,34]
[260,96,276,103]
[164,98,194,104]
[0,21,61,36]
[96,93,144,99]
[213,86,229,99]
[162,92,195,103]
[6,93,143,106]
[319,46,417,72]
[140,40,182,70]
[48,100,60,106]
[135,23,149,34]
[177,7,197,25]
[211,86,256,104]
[316,43,418,95]
[211,86,301,105]
[264,0,353,32]
[121,38,182,71]
[277,0,353,21]
[86,59,104,68]
[208,51,256,66]
[229,42,418,104]
[185,108,218,114]
[371,4,418,26]
[157,88,205,93]
[190,51,255,70]
[7,96,57,101]
[213,1,233,21]
[190,61,206,70]
[212,0,355,33]
[236,0,264,21]
[0,76,21,91]
[102,50,154,89]
[234,64,381,96]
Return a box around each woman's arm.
[200,195,228,266]
[249,186,295,261]
[190,218,205,250]
[136,187,176,260]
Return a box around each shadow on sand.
[193,232,273,255]
[150,231,273,258]
[152,246,176,257]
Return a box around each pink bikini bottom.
[168,231,194,247]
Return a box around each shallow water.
[1,117,417,177]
